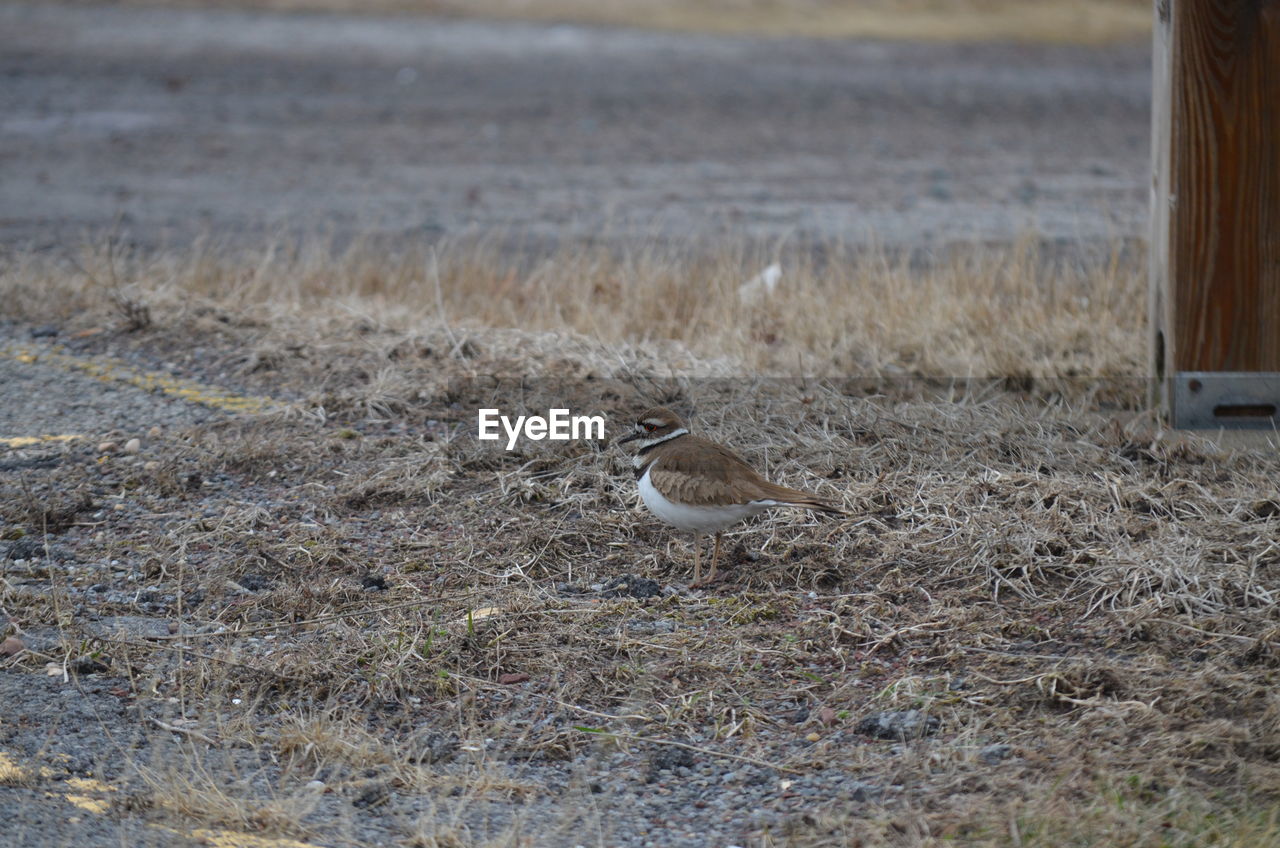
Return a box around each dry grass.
[1,235,1146,382]
[72,0,1154,44]
[3,237,1280,845]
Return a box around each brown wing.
[650,436,842,514]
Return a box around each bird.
[616,406,843,585]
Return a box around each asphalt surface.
[1,3,1150,252]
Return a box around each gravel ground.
[3,315,1278,846]
[0,323,903,848]
[0,665,925,848]
[0,324,228,443]
[1,2,1149,253]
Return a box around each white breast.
[637,467,765,534]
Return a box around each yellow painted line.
[5,753,119,813]
[1,343,278,415]
[0,752,32,786]
[0,434,82,448]
[63,795,111,814]
[190,829,328,848]
[148,823,330,848]
[2,748,325,848]
[62,776,116,813]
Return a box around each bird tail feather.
[754,482,844,516]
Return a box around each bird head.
[616,406,688,448]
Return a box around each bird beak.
[616,431,641,446]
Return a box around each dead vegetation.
[2,238,1279,846]
[2,235,1145,383]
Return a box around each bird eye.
[643,422,656,431]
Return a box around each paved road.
[0,3,1150,252]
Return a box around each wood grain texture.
[1164,0,1280,372]
[1149,0,1174,408]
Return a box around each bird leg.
[707,532,723,584]
[691,533,702,584]
[691,532,725,588]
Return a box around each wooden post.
[1149,0,1280,428]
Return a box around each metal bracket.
[1172,372,1280,429]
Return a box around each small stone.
[408,731,458,764]
[360,573,388,591]
[147,426,162,439]
[646,747,695,782]
[0,636,26,657]
[840,780,884,802]
[83,616,174,641]
[143,461,161,472]
[497,672,529,685]
[352,782,390,808]
[980,743,1013,764]
[855,709,941,741]
[97,441,118,454]
[805,732,821,742]
[602,574,662,599]
[71,655,110,674]
[3,538,41,560]
[819,707,837,727]
[123,438,142,454]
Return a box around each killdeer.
[617,407,842,585]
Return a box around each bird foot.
[689,571,729,589]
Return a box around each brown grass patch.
[3,237,1279,845]
[2,235,1145,383]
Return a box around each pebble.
[840,780,884,802]
[123,438,142,454]
[97,441,118,454]
[626,618,677,635]
[603,574,663,599]
[856,709,941,740]
[0,635,26,657]
[980,743,1013,764]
